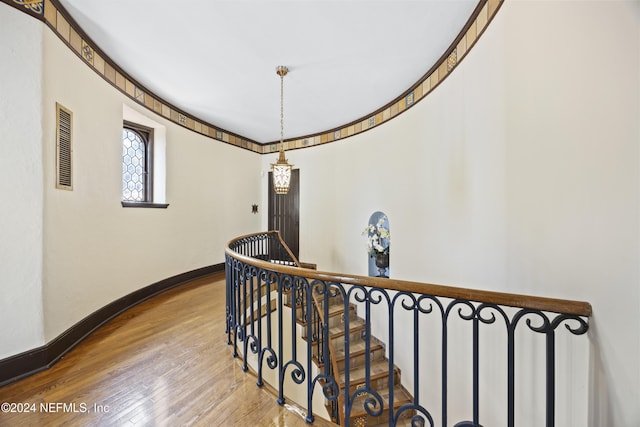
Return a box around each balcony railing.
[225,231,592,427]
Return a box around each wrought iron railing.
[225,231,592,427]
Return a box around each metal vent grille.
[56,103,73,190]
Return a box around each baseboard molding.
[0,263,224,387]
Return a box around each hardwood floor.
[0,273,336,426]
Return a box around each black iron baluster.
[546,324,555,427]
[277,275,306,406]
[414,295,420,409]
[365,288,372,395]
[257,270,278,387]
[305,278,315,423]
[548,315,588,427]
[277,272,285,405]
[388,294,396,427]
[225,255,230,336]
[254,267,263,385]
[442,302,449,427]
[325,283,340,424]
[241,266,249,372]
[225,255,232,340]
[473,310,479,427]
[232,263,242,359]
[344,287,352,424]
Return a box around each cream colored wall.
[503,4,638,425]
[39,24,262,341]
[263,1,639,426]
[0,5,45,359]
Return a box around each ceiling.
[58,0,480,144]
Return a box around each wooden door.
[268,169,300,259]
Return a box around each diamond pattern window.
[122,123,152,202]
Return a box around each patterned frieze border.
[3,0,503,155]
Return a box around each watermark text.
[1,402,110,414]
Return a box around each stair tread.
[325,302,351,318]
[339,357,395,384]
[328,317,365,337]
[348,384,414,418]
[332,338,384,361]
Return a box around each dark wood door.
[268,169,299,259]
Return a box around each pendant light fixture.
[271,65,294,195]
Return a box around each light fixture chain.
[280,71,284,147]
[271,65,292,195]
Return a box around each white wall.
[0,5,45,359]
[263,1,639,426]
[0,1,262,356]
[503,3,639,426]
[39,27,263,341]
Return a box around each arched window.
[122,123,152,202]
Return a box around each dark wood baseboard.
[0,263,224,387]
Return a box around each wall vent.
[56,103,73,190]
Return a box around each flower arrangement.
[362,216,390,257]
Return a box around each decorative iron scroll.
[226,231,591,427]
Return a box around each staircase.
[303,286,416,426]
[228,232,593,427]
[242,274,416,425]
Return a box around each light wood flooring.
[0,273,336,427]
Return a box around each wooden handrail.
[272,230,301,267]
[226,232,592,317]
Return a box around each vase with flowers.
[363,215,390,277]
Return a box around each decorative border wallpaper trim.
[3,0,503,155]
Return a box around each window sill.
[121,201,170,209]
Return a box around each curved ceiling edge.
[5,0,504,155]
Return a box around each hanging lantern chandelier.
[271,65,294,195]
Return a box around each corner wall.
[0,4,45,359]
